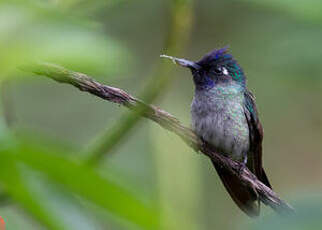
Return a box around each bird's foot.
[194,136,207,154]
[237,162,246,176]
[238,154,248,176]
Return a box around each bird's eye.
[213,67,223,75]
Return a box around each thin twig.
[26,62,294,214]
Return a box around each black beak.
[160,55,201,71]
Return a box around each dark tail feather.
[260,168,272,189]
[212,160,260,217]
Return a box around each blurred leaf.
[240,0,322,23]
[0,135,160,230]
[19,169,103,230]
[0,1,130,80]
[52,0,125,13]
[0,151,67,230]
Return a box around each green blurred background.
[1,0,322,229]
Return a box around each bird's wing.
[244,90,271,188]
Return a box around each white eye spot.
[222,67,228,75]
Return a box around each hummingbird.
[161,47,272,217]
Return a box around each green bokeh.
[1,0,322,230]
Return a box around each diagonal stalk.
[84,0,194,165]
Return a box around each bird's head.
[161,47,246,90]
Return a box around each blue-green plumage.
[163,47,272,217]
[191,82,249,162]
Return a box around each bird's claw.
[238,162,246,176]
[237,153,248,176]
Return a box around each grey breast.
[191,83,250,161]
